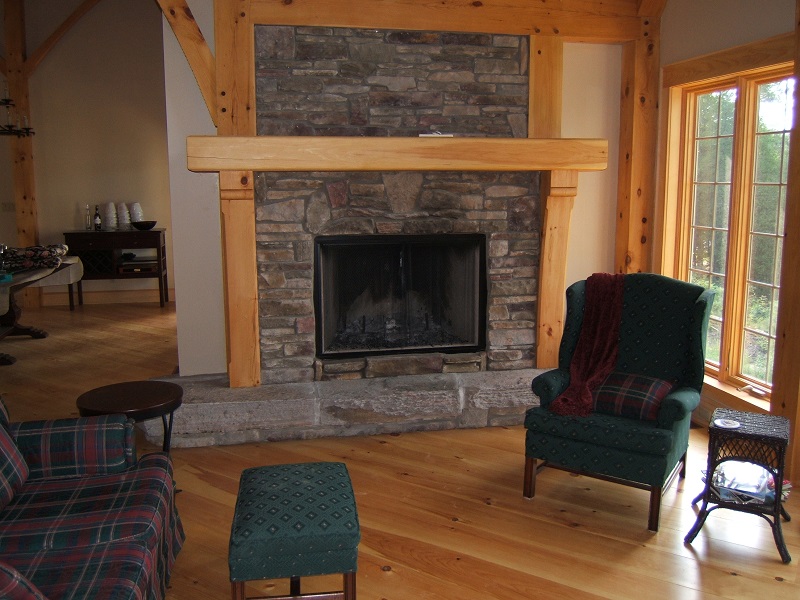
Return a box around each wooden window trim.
[659,40,794,407]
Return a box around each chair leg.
[290,577,301,596]
[523,456,536,498]
[344,571,356,600]
[648,486,662,532]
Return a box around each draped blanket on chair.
[549,272,625,417]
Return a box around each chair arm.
[9,415,136,480]
[656,387,700,429]
[531,368,570,408]
[0,559,48,600]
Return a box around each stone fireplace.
[154,24,549,447]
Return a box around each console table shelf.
[63,229,169,307]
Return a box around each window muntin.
[681,72,793,391]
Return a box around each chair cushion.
[0,426,29,511]
[593,372,674,421]
[524,406,674,456]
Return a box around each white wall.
[562,43,621,286]
[661,0,794,66]
[162,0,227,376]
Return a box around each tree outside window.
[683,72,794,391]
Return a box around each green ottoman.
[229,462,360,600]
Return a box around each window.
[673,67,794,394]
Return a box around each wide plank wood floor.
[1,303,798,599]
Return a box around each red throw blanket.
[549,272,625,417]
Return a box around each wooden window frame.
[659,34,794,404]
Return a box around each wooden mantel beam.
[187,136,609,173]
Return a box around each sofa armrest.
[656,387,701,429]
[9,415,136,480]
[0,559,48,600]
[531,368,570,408]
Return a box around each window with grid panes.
[681,69,793,393]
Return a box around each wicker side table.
[684,408,792,563]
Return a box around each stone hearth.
[142,369,541,448]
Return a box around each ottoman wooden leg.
[344,571,356,600]
[231,581,245,600]
[290,577,300,596]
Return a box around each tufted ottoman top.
[229,462,360,581]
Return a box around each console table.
[64,229,169,307]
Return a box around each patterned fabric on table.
[3,245,68,273]
[229,462,360,582]
[1,541,153,600]
[592,372,674,421]
[0,453,185,600]
[0,426,29,511]
[10,416,136,480]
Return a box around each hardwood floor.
[1,304,798,599]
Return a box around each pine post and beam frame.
[215,0,260,388]
[537,170,579,368]
[4,0,39,308]
[155,0,217,127]
[529,35,568,368]
[768,0,800,480]
[616,18,660,274]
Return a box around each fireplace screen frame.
[314,234,488,359]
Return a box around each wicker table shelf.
[685,408,792,563]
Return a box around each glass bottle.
[93,205,102,231]
[85,204,91,230]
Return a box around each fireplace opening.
[314,234,487,358]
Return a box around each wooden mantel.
[187,136,609,173]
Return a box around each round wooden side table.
[77,380,183,452]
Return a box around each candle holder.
[1,97,35,137]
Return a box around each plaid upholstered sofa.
[0,399,184,599]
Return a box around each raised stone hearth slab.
[142,369,542,448]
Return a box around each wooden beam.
[530,36,563,138]
[636,0,668,17]
[248,0,643,43]
[769,0,800,480]
[4,0,37,249]
[156,0,217,127]
[215,0,260,388]
[24,0,103,76]
[529,34,568,368]
[662,33,794,88]
[187,136,608,173]
[536,170,579,368]
[615,17,659,273]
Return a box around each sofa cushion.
[593,372,674,421]
[0,426,29,511]
[1,542,153,600]
[0,453,176,554]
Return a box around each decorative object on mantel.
[131,220,156,231]
[1,86,34,138]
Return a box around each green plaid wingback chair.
[523,273,715,531]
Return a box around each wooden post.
[530,35,571,369]
[215,0,260,387]
[536,170,578,368]
[616,17,659,274]
[769,0,800,480]
[4,0,40,308]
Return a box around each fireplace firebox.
[314,234,487,358]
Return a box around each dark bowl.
[131,220,157,231]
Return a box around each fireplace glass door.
[315,234,486,358]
